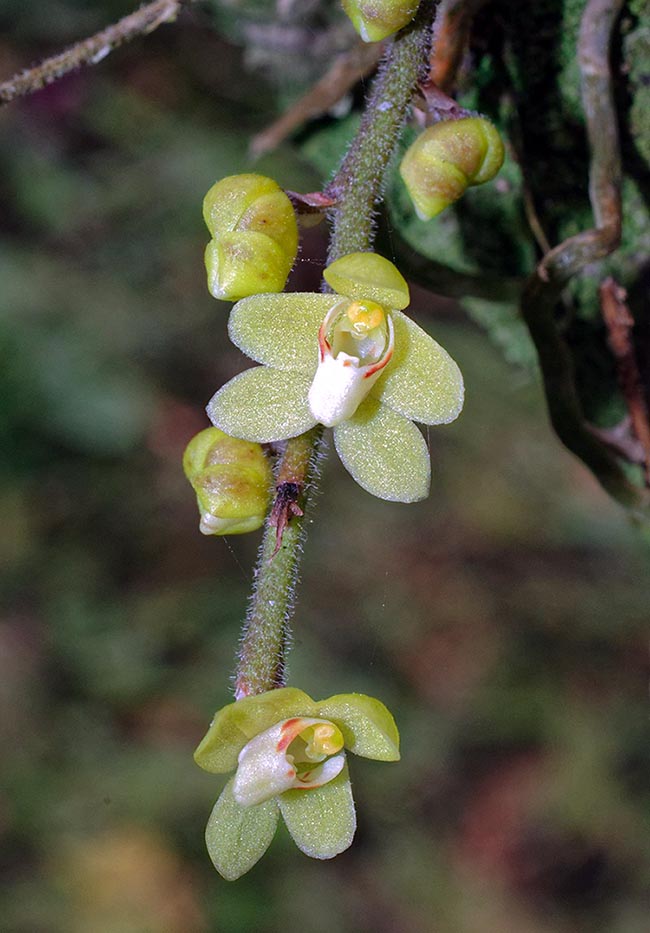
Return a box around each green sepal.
[194,687,316,774]
[193,462,269,522]
[324,252,410,310]
[182,426,223,482]
[207,368,317,444]
[204,231,292,302]
[205,778,279,880]
[203,174,282,235]
[278,763,356,859]
[333,397,430,502]
[316,693,400,761]
[229,293,332,371]
[239,190,299,257]
[372,311,464,425]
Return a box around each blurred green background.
[1,3,649,931]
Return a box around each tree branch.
[599,278,650,486]
[0,0,188,108]
[519,0,648,511]
[250,38,384,160]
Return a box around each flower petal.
[278,763,356,859]
[372,312,464,425]
[333,398,430,502]
[207,368,317,444]
[323,252,410,310]
[194,687,317,774]
[205,778,279,880]
[315,694,400,761]
[229,294,333,371]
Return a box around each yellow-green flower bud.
[341,0,420,42]
[203,174,299,301]
[399,116,505,220]
[183,427,272,535]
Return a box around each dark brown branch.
[599,278,650,486]
[519,0,647,511]
[250,39,383,159]
[0,0,188,107]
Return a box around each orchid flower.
[208,252,464,502]
[194,687,400,880]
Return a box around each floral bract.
[207,252,464,503]
[194,687,400,880]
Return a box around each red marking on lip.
[318,324,331,362]
[276,718,303,752]
[364,347,393,378]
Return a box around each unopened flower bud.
[203,174,298,301]
[183,427,272,535]
[399,116,505,220]
[342,0,420,42]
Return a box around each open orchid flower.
[207,252,464,502]
[194,687,400,880]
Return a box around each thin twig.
[520,0,647,510]
[250,39,383,159]
[0,0,188,107]
[599,277,650,486]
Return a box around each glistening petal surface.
[207,368,317,444]
[194,687,316,773]
[333,398,430,502]
[205,778,279,881]
[372,312,464,424]
[278,763,356,859]
[229,293,333,371]
[316,693,400,761]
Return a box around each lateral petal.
[194,687,316,774]
[333,398,430,502]
[205,778,279,880]
[372,312,464,425]
[316,693,400,761]
[278,763,356,859]
[229,293,332,371]
[207,367,317,444]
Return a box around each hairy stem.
[234,428,323,699]
[0,0,188,107]
[233,2,439,697]
[326,0,439,262]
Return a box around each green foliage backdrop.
[1,2,649,931]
